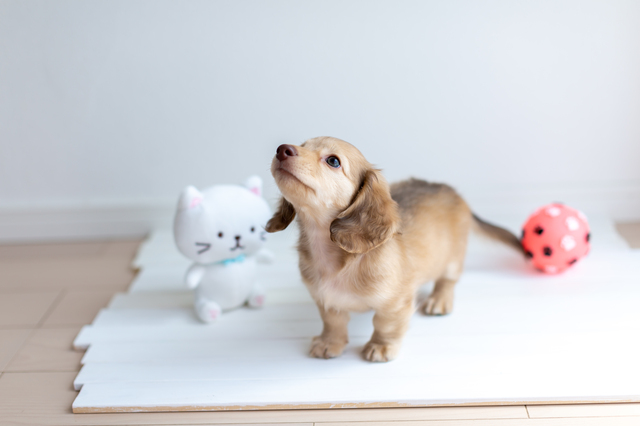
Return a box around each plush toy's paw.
[247,293,265,308]
[309,336,347,359]
[194,298,222,323]
[420,290,454,316]
[362,341,399,362]
[247,283,266,309]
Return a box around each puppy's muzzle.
[276,144,298,161]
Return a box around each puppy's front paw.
[362,341,399,362]
[420,291,454,316]
[309,336,347,359]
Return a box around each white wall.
[1,0,639,240]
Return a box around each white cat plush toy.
[173,176,273,323]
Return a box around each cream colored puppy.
[266,137,522,362]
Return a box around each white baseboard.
[1,183,638,243]
[0,203,174,243]
[463,182,640,224]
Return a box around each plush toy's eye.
[326,156,340,168]
[218,232,223,238]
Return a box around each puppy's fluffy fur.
[266,137,521,362]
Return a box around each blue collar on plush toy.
[216,253,246,266]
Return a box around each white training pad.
[72,219,640,413]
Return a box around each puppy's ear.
[330,169,400,254]
[265,197,296,233]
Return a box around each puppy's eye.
[218,232,223,238]
[326,156,340,168]
[250,227,255,233]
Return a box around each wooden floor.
[0,222,639,426]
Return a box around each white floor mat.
[71,219,640,413]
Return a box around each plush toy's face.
[173,177,271,264]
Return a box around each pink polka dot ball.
[521,203,590,274]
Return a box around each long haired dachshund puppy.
[266,136,522,362]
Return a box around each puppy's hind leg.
[310,305,350,359]
[421,261,462,316]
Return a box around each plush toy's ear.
[330,169,400,254]
[177,186,204,211]
[245,175,263,197]
[265,197,296,233]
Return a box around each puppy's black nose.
[276,144,298,161]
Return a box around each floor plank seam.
[40,324,94,330]
[0,325,37,330]
[3,328,37,372]
[38,289,68,328]
[7,368,81,373]
[525,405,530,418]
[539,414,640,420]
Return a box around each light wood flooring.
[0,222,639,426]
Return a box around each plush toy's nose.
[276,144,298,161]
[235,235,241,241]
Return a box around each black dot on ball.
[586,233,591,242]
[525,250,533,259]
[543,246,552,256]
[521,229,525,239]
[534,226,544,235]
[568,258,578,265]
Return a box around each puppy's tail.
[471,213,524,256]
